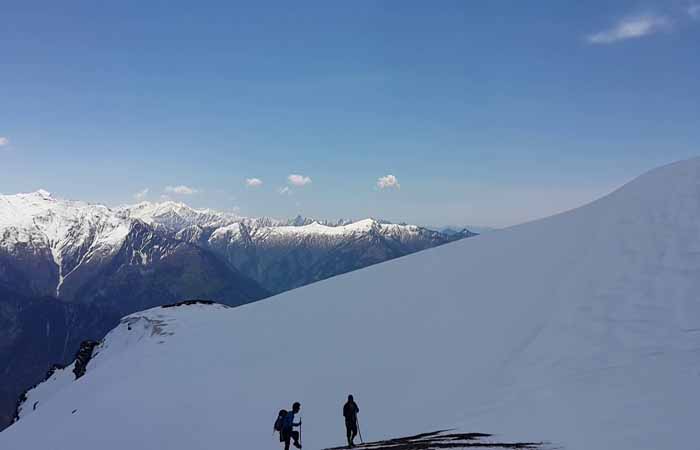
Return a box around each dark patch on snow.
[161,299,223,308]
[73,340,99,379]
[323,430,546,450]
[122,316,174,337]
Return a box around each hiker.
[343,394,360,448]
[281,402,302,450]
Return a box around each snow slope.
[15,363,76,420]
[3,158,700,450]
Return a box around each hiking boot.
[293,442,302,449]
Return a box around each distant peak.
[36,189,52,198]
[347,218,377,228]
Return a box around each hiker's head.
[348,394,354,402]
[292,402,301,413]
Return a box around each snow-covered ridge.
[202,215,465,293]
[15,301,230,422]
[1,191,440,255]
[268,218,418,236]
[0,190,128,248]
[210,217,422,240]
[0,191,131,296]
[121,201,248,231]
[4,158,700,450]
[121,201,423,238]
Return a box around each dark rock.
[73,341,99,380]
[162,299,218,308]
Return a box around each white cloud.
[587,14,671,44]
[689,4,700,19]
[278,186,292,196]
[164,185,198,195]
[377,174,401,190]
[0,137,9,147]
[245,178,263,188]
[288,174,312,187]
[134,188,149,201]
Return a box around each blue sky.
[1,1,699,227]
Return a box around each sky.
[1,1,699,228]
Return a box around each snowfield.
[2,158,700,450]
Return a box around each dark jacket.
[343,401,359,423]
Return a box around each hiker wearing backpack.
[280,402,302,450]
[343,395,360,448]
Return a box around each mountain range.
[123,201,474,294]
[3,158,698,450]
[0,191,473,429]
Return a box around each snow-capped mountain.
[206,217,473,293]
[0,192,268,429]
[286,214,354,227]
[4,158,699,450]
[0,191,265,306]
[121,201,250,231]
[121,202,475,293]
[1,191,466,301]
[120,200,289,231]
[0,190,131,298]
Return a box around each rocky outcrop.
[73,341,99,380]
[162,299,218,308]
[11,363,64,424]
[12,338,99,425]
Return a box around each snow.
[241,219,420,238]
[277,221,348,236]
[3,158,700,450]
[51,245,64,297]
[208,222,243,240]
[122,201,243,230]
[269,219,377,236]
[123,201,422,240]
[256,218,419,238]
[206,218,425,254]
[16,363,77,421]
[0,191,132,296]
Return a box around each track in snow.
[323,430,547,450]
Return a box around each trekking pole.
[299,415,303,446]
[357,417,363,444]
